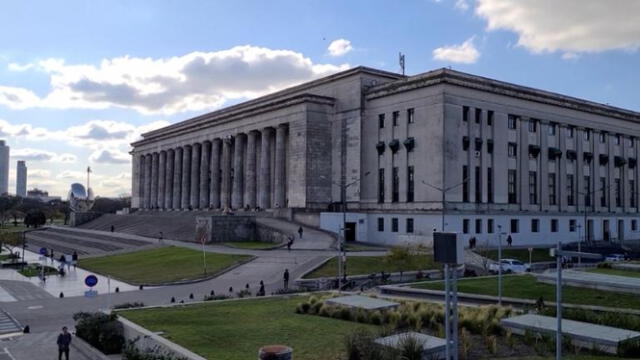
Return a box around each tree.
[24,211,46,228]
[0,196,20,227]
[9,210,24,227]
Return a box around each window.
[392,167,399,202]
[569,219,577,232]
[377,218,384,232]
[475,219,482,233]
[615,178,622,207]
[463,219,470,234]
[406,218,414,233]
[462,137,469,151]
[630,137,635,148]
[567,174,575,206]
[548,122,557,135]
[531,219,539,233]
[475,166,481,203]
[391,218,398,232]
[392,111,399,126]
[487,219,494,234]
[529,119,537,132]
[631,180,636,208]
[378,169,385,203]
[529,171,538,204]
[407,108,415,124]
[508,114,518,129]
[378,114,385,129]
[568,126,575,138]
[487,167,493,203]
[551,219,559,232]
[510,219,519,233]
[633,220,638,231]
[599,132,607,143]
[475,108,481,124]
[584,129,591,141]
[508,143,517,157]
[462,166,469,202]
[600,177,607,207]
[584,176,591,206]
[463,106,469,122]
[508,170,517,204]
[616,134,622,145]
[407,166,414,202]
[549,173,557,205]
[487,111,494,126]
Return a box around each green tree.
[24,211,46,228]
[0,196,20,227]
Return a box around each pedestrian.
[50,248,55,263]
[298,226,303,239]
[110,225,115,232]
[57,326,72,360]
[287,236,294,252]
[258,280,265,296]
[283,269,290,290]
[506,235,513,247]
[72,251,78,270]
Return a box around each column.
[164,149,174,209]
[150,152,159,209]
[221,137,232,209]
[210,139,221,208]
[274,125,287,208]
[245,131,258,208]
[190,143,201,208]
[158,151,166,209]
[144,154,152,209]
[259,128,273,209]
[232,134,245,209]
[181,145,192,209]
[172,147,183,209]
[200,141,211,209]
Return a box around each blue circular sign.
[85,275,98,287]
[39,247,47,255]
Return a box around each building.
[27,188,61,203]
[0,141,8,195]
[16,160,27,197]
[131,67,640,247]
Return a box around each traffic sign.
[84,275,98,287]
[39,248,47,255]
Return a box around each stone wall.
[70,212,102,227]
[195,215,287,244]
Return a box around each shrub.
[203,294,230,301]
[397,334,424,360]
[597,262,612,269]
[460,328,472,360]
[113,302,145,310]
[122,338,187,360]
[619,338,640,358]
[236,289,251,298]
[370,311,383,325]
[73,312,124,355]
[485,335,498,355]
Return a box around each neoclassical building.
[131,67,640,247]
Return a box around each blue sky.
[0,0,638,197]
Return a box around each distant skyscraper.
[0,141,9,195]
[16,160,27,197]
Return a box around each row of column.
[138,125,288,210]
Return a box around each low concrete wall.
[70,212,102,227]
[256,223,289,244]
[195,215,288,244]
[292,210,321,228]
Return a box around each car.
[604,254,625,262]
[488,258,530,274]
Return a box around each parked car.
[604,254,625,262]
[489,259,530,274]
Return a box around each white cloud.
[455,0,469,11]
[433,37,480,64]
[3,45,349,114]
[29,169,52,179]
[327,39,353,57]
[89,149,130,164]
[8,63,34,72]
[476,0,640,57]
[11,148,78,163]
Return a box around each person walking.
[72,251,78,270]
[57,326,72,360]
[298,226,303,239]
[258,280,265,296]
[287,236,294,252]
[283,269,290,290]
[110,225,115,232]
[506,235,513,247]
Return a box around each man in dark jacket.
[283,269,290,290]
[57,326,72,360]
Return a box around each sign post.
[84,274,98,298]
[199,231,208,275]
[528,247,533,266]
[39,247,47,281]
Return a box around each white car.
[489,259,530,274]
[605,254,625,262]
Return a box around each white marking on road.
[3,347,17,360]
[27,305,43,310]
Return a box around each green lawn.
[477,248,552,263]
[19,264,58,277]
[223,241,281,250]
[587,267,640,278]
[305,255,438,279]
[413,274,640,310]
[78,246,252,285]
[120,296,375,360]
[344,242,386,252]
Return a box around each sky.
[0,0,639,197]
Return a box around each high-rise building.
[16,160,27,197]
[0,141,9,195]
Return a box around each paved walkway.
[4,332,110,360]
[536,269,640,294]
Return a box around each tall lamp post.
[421,177,469,232]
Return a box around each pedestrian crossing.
[0,310,22,337]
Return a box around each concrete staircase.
[25,227,153,256]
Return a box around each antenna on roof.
[399,52,406,76]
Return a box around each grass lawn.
[344,242,386,252]
[223,241,281,250]
[78,246,252,285]
[412,274,640,310]
[19,264,58,277]
[478,248,552,263]
[587,267,640,278]
[120,296,375,360]
[305,255,438,279]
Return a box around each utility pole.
[497,225,503,306]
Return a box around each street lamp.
[497,225,503,306]
[421,177,469,232]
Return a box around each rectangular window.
[487,219,494,234]
[616,134,622,145]
[584,129,591,141]
[600,132,607,143]
[487,111,494,126]
[548,122,556,135]
[631,180,636,208]
[633,220,637,231]
[462,137,469,151]
[392,167,399,203]
[463,219,470,234]
[510,219,519,233]
[548,173,557,205]
[378,169,385,203]
[508,143,517,158]
[377,218,384,232]
[475,166,481,203]
[378,114,385,129]
[508,114,518,129]
[568,126,575,138]
[531,219,539,233]
[463,166,469,202]
[569,219,577,232]
[508,169,517,204]
[630,137,635,147]
[391,218,398,232]
[584,175,591,206]
[406,218,414,233]
[475,219,482,234]
[407,166,414,203]
[567,174,575,206]
[529,171,538,204]
[551,219,559,232]
[407,108,415,124]
[463,106,469,122]
[529,119,537,132]
[392,111,399,126]
[487,167,493,203]
[615,178,622,207]
[475,108,481,124]
[600,177,607,207]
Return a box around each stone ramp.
[5,331,111,360]
[256,217,336,250]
